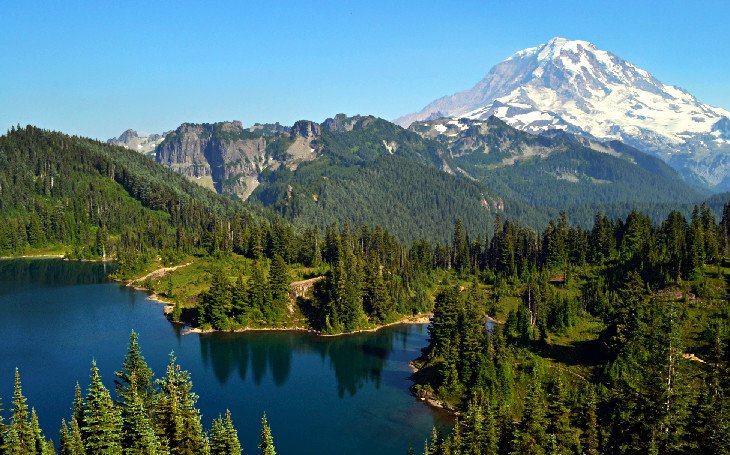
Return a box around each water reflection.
[198,332,295,386]
[0,259,117,293]
[197,326,415,397]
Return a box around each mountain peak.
[542,37,597,59]
[506,37,596,63]
[107,129,164,156]
[395,38,730,190]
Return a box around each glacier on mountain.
[396,37,730,191]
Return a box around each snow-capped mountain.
[107,129,166,157]
[396,37,730,191]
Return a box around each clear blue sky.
[2,0,728,139]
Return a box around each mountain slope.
[247,115,704,240]
[409,116,703,210]
[249,115,503,242]
[397,37,730,191]
[155,120,306,200]
[0,125,264,261]
[152,114,705,241]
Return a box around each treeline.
[313,223,433,333]
[446,203,727,287]
[197,199,730,335]
[410,203,730,454]
[196,255,290,329]
[0,333,278,455]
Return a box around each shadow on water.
[197,326,413,397]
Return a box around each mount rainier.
[396,37,730,191]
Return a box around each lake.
[0,259,451,454]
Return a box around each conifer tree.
[510,375,548,455]
[82,361,123,455]
[258,414,276,455]
[72,383,84,428]
[59,418,86,455]
[581,387,600,455]
[222,410,240,455]
[30,409,52,455]
[453,219,470,274]
[0,396,5,449]
[155,353,206,455]
[9,368,36,454]
[545,376,580,455]
[481,399,499,455]
[362,256,392,322]
[121,374,163,454]
[267,254,289,321]
[115,331,155,411]
[210,410,240,455]
[230,275,248,321]
[200,268,232,329]
[459,283,486,387]
[4,427,21,455]
[246,260,269,322]
[209,416,226,455]
[59,420,70,455]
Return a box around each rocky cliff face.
[155,120,320,199]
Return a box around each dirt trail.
[130,262,191,284]
[288,276,325,314]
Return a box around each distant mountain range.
[396,37,730,191]
[111,112,706,241]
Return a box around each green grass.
[0,244,68,258]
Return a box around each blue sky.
[2,0,728,139]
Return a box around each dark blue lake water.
[0,259,450,454]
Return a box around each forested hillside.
[411,116,704,214]
[0,125,276,274]
[244,115,706,241]
[408,204,730,455]
[248,115,504,243]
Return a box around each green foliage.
[258,414,276,455]
[154,354,206,455]
[210,410,241,455]
[115,331,155,411]
[82,362,123,454]
[267,254,289,321]
[413,202,730,455]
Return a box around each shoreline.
[408,361,460,416]
[180,313,432,337]
[0,254,65,260]
[119,262,433,339]
[0,253,115,263]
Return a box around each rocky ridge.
[107,129,166,157]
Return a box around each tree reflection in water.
[197,326,415,397]
[0,259,117,293]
